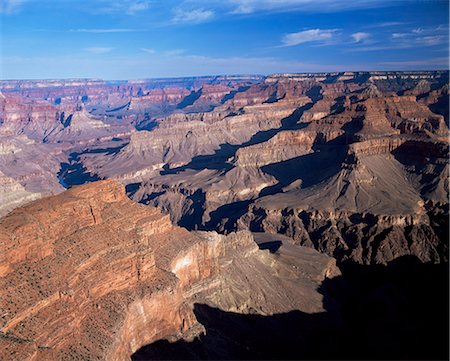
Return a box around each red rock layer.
[0,180,338,360]
[0,180,206,359]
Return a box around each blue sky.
[0,0,448,79]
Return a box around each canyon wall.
[0,180,338,360]
[1,71,448,266]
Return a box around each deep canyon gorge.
[0,71,448,360]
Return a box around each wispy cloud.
[380,57,449,67]
[84,47,114,54]
[71,28,138,33]
[281,29,337,46]
[351,32,370,43]
[96,0,150,15]
[229,0,395,14]
[127,1,149,14]
[390,26,448,47]
[140,48,156,54]
[350,24,448,52]
[164,49,187,56]
[367,21,408,28]
[172,8,214,24]
[0,0,26,14]
[347,44,406,52]
[416,36,445,46]
[392,33,408,39]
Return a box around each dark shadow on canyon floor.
[132,256,449,360]
[161,105,312,175]
[57,142,127,188]
[257,240,282,253]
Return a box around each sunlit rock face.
[0,180,339,360]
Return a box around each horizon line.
[0,69,448,82]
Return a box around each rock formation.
[1,71,448,265]
[0,131,66,217]
[0,180,339,360]
[0,71,448,360]
[106,72,448,266]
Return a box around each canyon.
[0,71,448,360]
[0,180,340,360]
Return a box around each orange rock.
[0,180,339,360]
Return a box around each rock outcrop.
[110,72,449,265]
[0,180,339,360]
[0,171,41,217]
[0,71,448,360]
[0,132,66,217]
[79,96,309,181]
[1,72,449,267]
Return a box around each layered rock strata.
[0,180,338,360]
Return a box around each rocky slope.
[0,76,262,136]
[0,72,448,360]
[1,71,449,266]
[0,180,339,360]
[0,131,66,217]
[0,75,263,217]
[116,73,448,265]
[0,171,41,217]
[79,96,309,181]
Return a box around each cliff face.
[0,76,263,218]
[237,203,447,265]
[114,73,449,265]
[0,72,448,360]
[0,180,338,360]
[1,72,449,268]
[234,130,316,167]
[0,76,262,140]
[0,180,193,360]
[0,171,41,217]
[0,132,66,217]
[79,95,309,181]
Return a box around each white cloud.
[172,8,214,24]
[140,48,156,54]
[164,49,186,56]
[127,1,149,14]
[84,47,114,54]
[351,32,370,43]
[9,51,445,80]
[392,33,408,39]
[229,0,393,14]
[0,0,26,14]
[282,29,337,46]
[391,27,447,47]
[367,21,407,28]
[416,36,444,46]
[96,1,150,15]
[231,1,255,14]
[72,28,137,33]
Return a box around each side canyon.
[0,71,448,360]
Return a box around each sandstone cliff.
[0,180,338,360]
